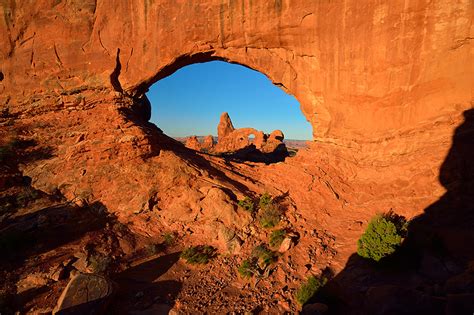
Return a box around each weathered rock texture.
[0,1,472,238]
[184,112,287,161]
[218,112,235,140]
[53,273,114,315]
[214,112,286,155]
[185,136,202,151]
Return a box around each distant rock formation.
[185,112,288,162]
[217,112,235,140]
[201,135,215,152]
[185,136,201,151]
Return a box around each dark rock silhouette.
[317,109,474,315]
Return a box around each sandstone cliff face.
[0,1,472,224]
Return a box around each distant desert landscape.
[0,1,473,315]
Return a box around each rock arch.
[0,0,472,218]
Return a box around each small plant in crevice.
[295,275,327,306]
[162,232,176,247]
[238,259,255,278]
[237,196,255,213]
[180,245,217,265]
[251,244,278,268]
[269,229,287,248]
[238,244,278,279]
[258,204,282,228]
[357,211,408,262]
[257,193,283,228]
[258,193,272,209]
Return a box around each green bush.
[258,193,272,209]
[357,212,407,262]
[238,197,255,213]
[258,204,281,228]
[251,244,277,267]
[238,259,255,278]
[163,232,176,246]
[238,245,277,279]
[180,245,217,265]
[295,275,327,305]
[269,229,287,248]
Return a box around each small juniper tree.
[357,212,407,262]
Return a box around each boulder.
[278,237,295,253]
[53,273,114,315]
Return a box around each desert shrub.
[357,212,408,262]
[295,275,327,305]
[251,244,277,267]
[238,259,255,278]
[163,232,176,246]
[238,245,277,279]
[258,204,281,228]
[238,197,255,213]
[269,229,287,248]
[258,193,272,209]
[180,245,217,265]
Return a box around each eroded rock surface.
[185,112,288,162]
[214,112,287,159]
[0,2,472,312]
[185,136,201,151]
[0,0,470,221]
[53,274,114,315]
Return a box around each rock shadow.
[110,252,182,314]
[312,109,474,315]
[0,202,113,271]
[221,143,289,164]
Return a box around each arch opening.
[145,60,312,162]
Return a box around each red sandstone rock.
[269,130,284,142]
[185,136,201,151]
[0,0,470,219]
[0,1,472,292]
[217,112,235,140]
[201,135,215,151]
[213,112,286,160]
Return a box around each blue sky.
[147,61,312,140]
